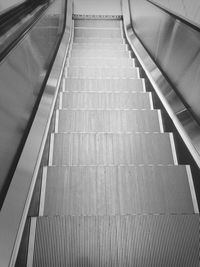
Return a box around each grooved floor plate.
[74,28,122,38]
[68,57,134,67]
[51,133,174,165]
[61,92,151,109]
[66,67,138,79]
[43,166,194,215]
[64,78,144,92]
[57,110,161,132]
[32,215,199,267]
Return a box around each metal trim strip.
[26,217,37,267]
[39,167,48,216]
[186,165,199,214]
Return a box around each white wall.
[74,0,121,15]
[152,0,200,27]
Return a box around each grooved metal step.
[50,133,176,165]
[63,78,145,92]
[42,165,194,216]
[74,19,121,28]
[66,67,138,78]
[70,49,130,58]
[60,92,152,109]
[68,57,135,67]
[30,215,199,267]
[74,28,122,38]
[72,43,128,50]
[73,37,125,44]
[56,110,162,132]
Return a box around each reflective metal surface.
[0,0,73,266]
[0,0,64,202]
[0,0,25,15]
[122,0,200,168]
[128,0,200,121]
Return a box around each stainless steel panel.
[129,0,200,120]
[0,0,64,198]
[122,0,200,170]
[0,0,25,15]
[0,0,73,266]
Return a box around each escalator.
[0,0,199,266]
[20,17,199,266]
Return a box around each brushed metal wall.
[129,0,200,121]
[151,0,200,27]
[0,0,25,15]
[0,0,65,202]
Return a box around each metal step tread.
[63,78,145,92]
[74,28,122,38]
[60,91,152,109]
[40,165,195,216]
[68,57,135,67]
[55,109,162,133]
[28,215,199,267]
[49,133,176,165]
[72,43,127,49]
[73,37,125,44]
[74,19,121,28]
[70,50,130,58]
[65,67,139,79]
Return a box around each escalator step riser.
[73,37,125,44]
[56,110,161,133]
[43,165,194,215]
[70,50,130,58]
[68,58,134,67]
[51,133,175,165]
[64,78,145,92]
[72,43,128,50]
[61,92,151,109]
[66,67,138,79]
[74,19,121,28]
[74,29,122,38]
[32,215,199,267]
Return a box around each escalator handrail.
[0,0,73,266]
[147,0,200,32]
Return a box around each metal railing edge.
[0,0,73,266]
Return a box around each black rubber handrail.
[147,0,200,32]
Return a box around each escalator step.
[73,37,125,44]
[74,28,122,38]
[66,67,138,78]
[70,49,130,58]
[72,43,128,50]
[50,133,176,165]
[56,110,161,132]
[64,78,145,92]
[68,57,135,67]
[42,165,194,215]
[30,215,199,267]
[60,92,151,109]
[74,19,121,28]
